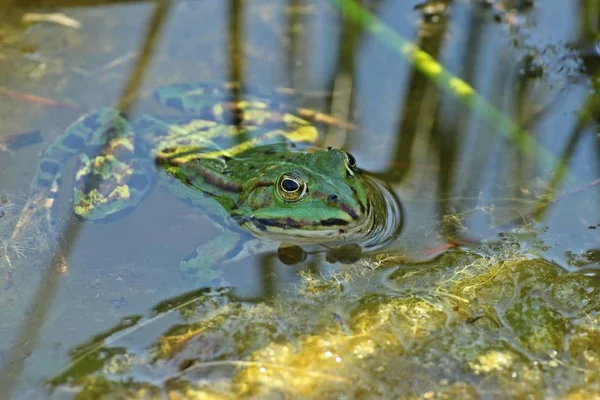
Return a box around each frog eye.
[277,173,308,202]
[343,152,357,176]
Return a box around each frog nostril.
[327,194,339,202]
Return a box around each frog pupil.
[282,178,299,192]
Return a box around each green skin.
[23,83,373,284]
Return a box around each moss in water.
[49,250,600,398]
[503,296,568,356]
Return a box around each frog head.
[230,148,372,242]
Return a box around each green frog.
[14,83,399,283]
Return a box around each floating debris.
[22,13,81,29]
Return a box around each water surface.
[1,0,599,398]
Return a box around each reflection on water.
[0,0,599,398]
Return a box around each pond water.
[1,0,599,398]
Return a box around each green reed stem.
[329,0,577,188]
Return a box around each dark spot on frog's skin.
[62,134,85,150]
[254,221,267,231]
[162,147,176,153]
[128,173,149,191]
[253,217,302,230]
[40,161,60,175]
[248,165,256,170]
[279,155,286,160]
[320,218,348,226]
[166,97,185,110]
[190,165,242,192]
[184,177,193,186]
[327,194,339,203]
[265,148,277,155]
[339,203,359,220]
[82,114,100,129]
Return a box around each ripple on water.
[357,174,403,251]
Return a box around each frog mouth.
[233,204,374,243]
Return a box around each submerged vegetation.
[51,247,600,398]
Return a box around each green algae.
[49,248,600,399]
[503,296,568,356]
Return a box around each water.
[0,0,599,398]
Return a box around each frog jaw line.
[234,204,374,243]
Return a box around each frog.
[13,82,394,284]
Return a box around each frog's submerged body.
[15,83,400,283]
